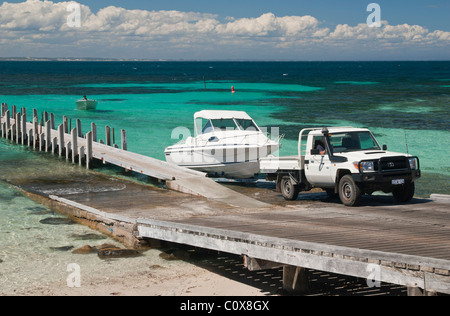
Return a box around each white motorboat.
[164,110,282,179]
[76,97,98,111]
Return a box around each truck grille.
[379,157,408,172]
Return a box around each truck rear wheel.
[281,176,300,201]
[393,181,415,203]
[339,175,362,206]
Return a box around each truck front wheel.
[281,176,300,201]
[339,175,362,206]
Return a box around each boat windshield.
[235,119,259,131]
[330,131,380,153]
[211,119,239,131]
[201,118,261,134]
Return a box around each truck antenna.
[404,129,409,154]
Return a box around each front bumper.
[352,156,421,185]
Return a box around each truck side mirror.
[310,149,321,155]
[383,144,387,150]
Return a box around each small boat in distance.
[76,96,98,111]
[164,110,282,179]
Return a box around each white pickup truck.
[260,127,421,206]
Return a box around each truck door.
[304,136,334,186]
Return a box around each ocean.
[1,61,449,294]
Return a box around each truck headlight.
[408,158,417,170]
[353,161,374,172]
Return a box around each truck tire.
[339,175,362,206]
[281,176,300,201]
[393,181,415,203]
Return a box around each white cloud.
[0,0,449,59]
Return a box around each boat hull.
[165,143,279,179]
[76,100,98,111]
[188,161,260,179]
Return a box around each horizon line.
[1,57,450,62]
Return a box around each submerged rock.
[97,244,140,259]
[50,246,74,252]
[159,249,190,261]
[0,259,3,263]
[26,206,53,215]
[72,243,140,259]
[70,233,107,241]
[72,245,96,254]
[40,217,76,225]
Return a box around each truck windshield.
[330,131,380,153]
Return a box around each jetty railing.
[0,103,127,170]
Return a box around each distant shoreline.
[1,58,450,62]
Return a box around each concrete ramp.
[95,145,269,208]
[167,176,269,209]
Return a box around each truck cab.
[260,127,421,206]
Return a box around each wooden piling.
[106,126,111,146]
[58,124,64,157]
[76,119,82,138]
[11,105,16,120]
[33,117,38,149]
[5,110,10,131]
[52,137,57,155]
[45,121,51,152]
[28,129,32,147]
[86,131,93,169]
[121,129,127,151]
[15,112,20,144]
[79,146,85,166]
[50,113,55,130]
[1,103,6,116]
[10,123,15,141]
[66,141,71,161]
[21,107,26,119]
[63,116,68,134]
[71,128,78,163]
[21,112,27,145]
[91,123,97,142]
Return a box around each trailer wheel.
[281,176,299,201]
[338,175,362,206]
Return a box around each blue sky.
[79,0,450,31]
[0,0,449,60]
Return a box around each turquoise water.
[1,62,449,194]
[0,61,449,293]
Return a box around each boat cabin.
[194,110,260,136]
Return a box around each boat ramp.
[1,104,449,296]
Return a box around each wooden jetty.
[1,103,450,296]
[0,104,267,209]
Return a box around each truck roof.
[308,127,370,135]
